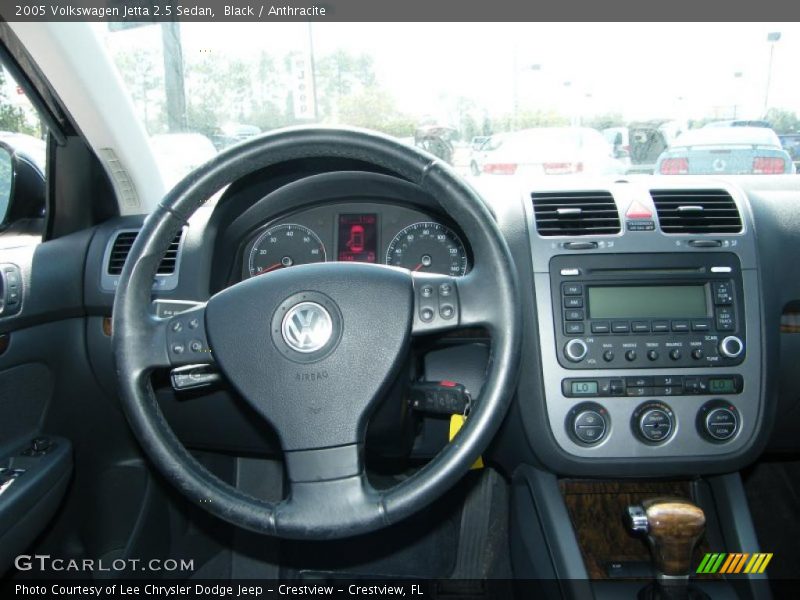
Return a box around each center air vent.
[532,191,621,236]
[651,189,742,234]
[107,229,183,275]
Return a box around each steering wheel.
[113,127,521,540]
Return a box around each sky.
[97,22,800,126]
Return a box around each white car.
[475,127,625,177]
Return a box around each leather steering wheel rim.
[112,127,521,539]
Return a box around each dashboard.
[70,163,800,479]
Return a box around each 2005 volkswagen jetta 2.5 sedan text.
[0,7,799,600]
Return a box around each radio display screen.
[588,285,708,319]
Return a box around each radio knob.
[564,339,589,363]
[719,336,744,359]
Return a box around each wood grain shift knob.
[627,497,706,577]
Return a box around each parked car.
[476,127,625,177]
[626,120,686,174]
[704,119,772,128]
[778,133,800,170]
[655,126,794,175]
[470,135,489,151]
[602,126,630,159]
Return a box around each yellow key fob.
[449,414,484,470]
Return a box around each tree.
[315,50,376,120]
[765,108,800,134]
[0,69,39,136]
[112,47,164,133]
[337,87,414,137]
[583,112,625,131]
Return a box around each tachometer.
[247,224,326,277]
[385,222,468,276]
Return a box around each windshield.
[97,22,800,181]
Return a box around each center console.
[526,182,762,460]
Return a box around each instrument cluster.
[240,202,470,280]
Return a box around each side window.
[0,62,48,246]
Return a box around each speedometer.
[385,222,468,276]
[247,224,326,277]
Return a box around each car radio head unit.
[551,252,744,370]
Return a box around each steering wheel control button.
[270,292,343,363]
[719,335,744,359]
[564,338,588,363]
[567,403,609,446]
[633,402,675,444]
[165,307,215,366]
[413,274,460,333]
[698,400,740,442]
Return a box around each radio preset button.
[564,339,589,363]
[671,320,690,332]
[631,321,650,333]
[565,309,585,321]
[563,283,583,296]
[591,321,611,334]
[612,321,630,333]
[652,320,670,333]
[691,320,711,332]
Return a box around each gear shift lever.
[626,497,708,600]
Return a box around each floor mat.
[742,459,800,579]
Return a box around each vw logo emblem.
[281,302,333,353]
[712,158,727,172]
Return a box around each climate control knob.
[564,339,589,363]
[719,336,744,359]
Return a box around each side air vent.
[107,230,183,275]
[532,191,621,236]
[651,189,742,234]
